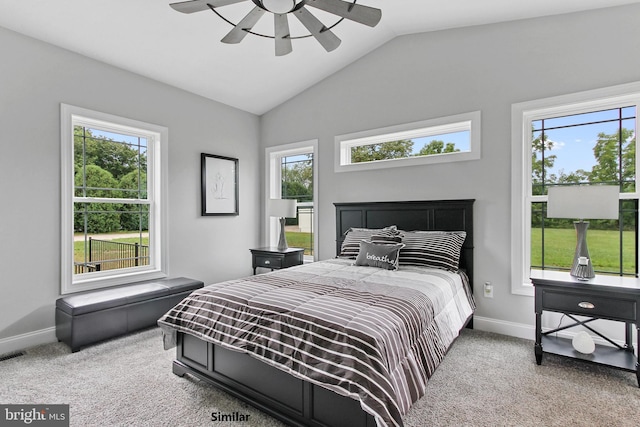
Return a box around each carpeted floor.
[1,328,639,426]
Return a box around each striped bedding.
[158,258,475,427]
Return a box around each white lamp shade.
[269,199,297,218]
[547,185,619,220]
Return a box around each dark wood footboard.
[173,332,376,427]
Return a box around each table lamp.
[269,198,297,251]
[546,185,619,280]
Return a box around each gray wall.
[2,4,639,350]
[0,26,260,344]
[260,4,640,335]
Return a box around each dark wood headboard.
[335,199,475,288]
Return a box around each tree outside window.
[530,107,637,275]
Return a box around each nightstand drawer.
[250,247,304,274]
[254,255,283,269]
[542,290,637,322]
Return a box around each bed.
[158,199,475,427]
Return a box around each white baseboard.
[472,316,630,349]
[0,327,57,356]
[473,315,535,341]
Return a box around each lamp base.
[277,217,288,251]
[570,221,594,281]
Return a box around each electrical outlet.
[483,282,493,298]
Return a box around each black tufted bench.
[55,277,203,352]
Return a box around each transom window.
[61,104,168,294]
[335,111,481,172]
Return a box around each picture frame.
[201,153,239,216]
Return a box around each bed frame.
[171,199,474,427]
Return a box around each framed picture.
[201,153,239,216]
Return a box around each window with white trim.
[511,84,639,296]
[335,111,481,172]
[61,104,168,294]
[266,140,318,261]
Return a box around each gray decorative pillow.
[339,226,402,259]
[355,240,405,271]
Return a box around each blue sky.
[87,128,147,151]
[534,107,636,178]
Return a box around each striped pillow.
[399,231,466,271]
[338,226,401,259]
[370,234,403,244]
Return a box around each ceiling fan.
[169,0,382,56]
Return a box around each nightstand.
[250,247,304,275]
[531,270,640,387]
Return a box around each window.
[511,83,640,295]
[335,111,481,172]
[266,140,317,261]
[61,104,168,294]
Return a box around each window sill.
[64,269,167,295]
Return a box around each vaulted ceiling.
[1,0,638,115]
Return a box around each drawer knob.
[578,301,595,309]
[264,260,270,265]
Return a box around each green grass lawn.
[286,231,313,256]
[531,228,636,274]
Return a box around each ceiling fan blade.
[169,0,247,14]
[293,7,341,52]
[305,0,381,27]
[221,6,266,44]
[274,14,293,56]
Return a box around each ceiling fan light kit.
[261,0,299,14]
[169,0,382,56]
